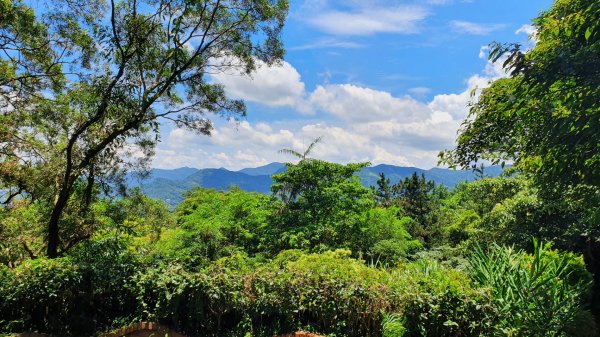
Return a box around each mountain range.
[129,162,504,207]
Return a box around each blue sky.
[152,0,553,170]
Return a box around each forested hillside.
[131,163,505,207]
[0,0,598,336]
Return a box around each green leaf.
[585,27,592,41]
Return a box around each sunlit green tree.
[0,0,288,257]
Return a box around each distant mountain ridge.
[130,163,504,207]
[238,162,286,176]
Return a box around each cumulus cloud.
[451,20,506,35]
[211,60,312,114]
[153,53,508,170]
[516,24,538,49]
[309,84,430,123]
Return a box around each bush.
[130,250,503,337]
[66,231,142,332]
[2,242,592,337]
[0,232,142,336]
[0,257,82,335]
[252,250,388,337]
[132,250,389,337]
[469,240,596,336]
[132,263,209,334]
[388,260,498,336]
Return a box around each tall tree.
[393,173,441,247]
[270,160,371,251]
[373,172,393,208]
[440,0,600,320]
[440,0,599,188]
[439,0,600,253]
[0,0,288,257]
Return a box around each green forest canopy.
[0,0,599,336]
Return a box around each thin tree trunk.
[47,174,74,258]
[47,195,66,258]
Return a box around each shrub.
[468,240,596,336]
[388,260,498,336]
[131,250,390,337]
[252,250,389,337]
[4,242,591,337]
[132,263,207,334]
[0,257,82,335]
[0,232,142,336]
[66,231,142,332]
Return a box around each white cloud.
[153,52,507,170]
[516,24,538,49]
[210,120,297,149]
[307,6,430,36]
[516,24,536,37]
[408,87,432,96]
[309,84,430,122]
[428,91,471,120]
[429,55,506,122]
[291,38,365,50]
[451,20,506,35]
[477,45,510,77]
[211,60,311,113]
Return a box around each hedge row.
[0,246,594,336]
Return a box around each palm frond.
[278,148,304,159]
[279,136,324,161]
[303,136,323,158]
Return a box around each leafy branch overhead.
[440,0,599,188]
[0,0,289,257]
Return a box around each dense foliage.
[0,237,593,336]
[0,0,598,336]
[439,0,600,321]
[440,0,599,187]
[0,0,288,258]
[0,159,597,336]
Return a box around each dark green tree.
[393,173,442,247]
[269,160,372,252]
[440,0,599,188]
[440,0,600,320]
[373,172,394,208]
